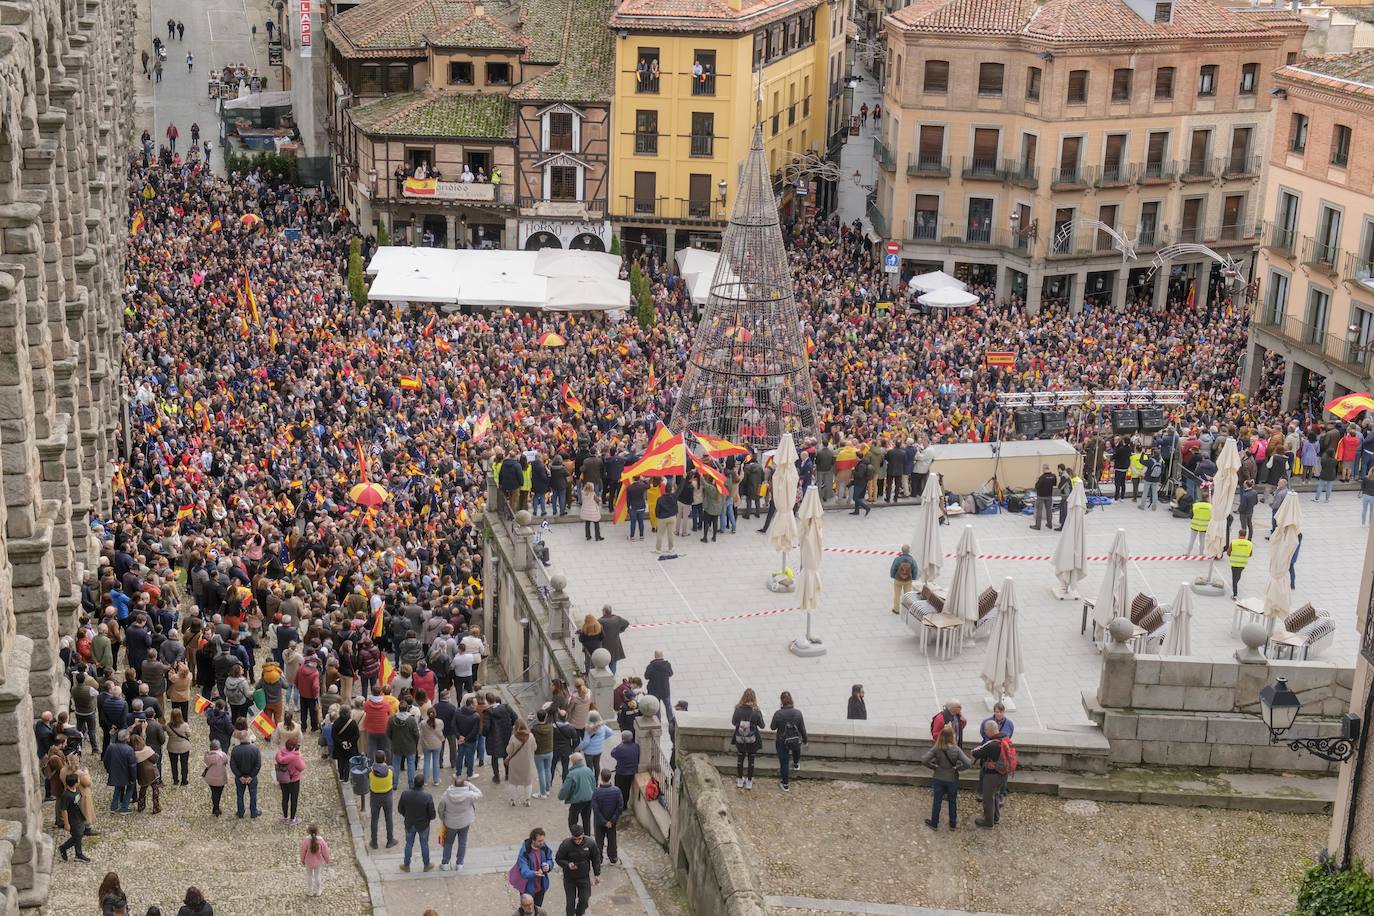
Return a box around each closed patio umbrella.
[911,474,944,585]
[1091,528,1130,637]
[945,524,981,642]
[1051,479,1087,599]
[768,433,801,573]
[790,485,826,657]
[1264,494,1303,630]
[980,577,1024,710]
[1161,582,1194,657]
[1198,439,1241,592]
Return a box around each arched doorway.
[569,233,605,252]
[524,231,561,250]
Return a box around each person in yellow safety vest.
[1128,449,1145,502]
[1186,492,1212,557]
[1226,534,1253,598]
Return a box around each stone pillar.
[445,214,457,249]
[665,227,677,259]
[588,648,614,708]
[0,637,51,910]
[548,573,570,640]
[1281,357,1300,412]
[1152,270,1169,312]
[1195,263,1213,314]
[994,265,1010,305]
[1097,618,1138,708]
[1110,270,1128,311]
[511,509,532,572]
[634,694,665,774]
[1025,267,1043,316]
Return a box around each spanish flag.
[623,431,686,478]
[250,709,278,739]
[613,485,629,524]
[471,411,492,443]
[239,315,250,339]
[176,504,194,521]
[208,218,222,233]
[399,375,422,390]
[371,609,385,640]
[806,337,816,357]
[381,655,397,686]
[193,695,212,714]
[392,555,409,577]
[403,177,438,196]
[130,211,145,236]
[435,338,451,353]
[561,383,585,414]
[422,317,436,338]
[690,451,728,495]
[834,444,860,472]
[1324,392,1374,420]
[1185,279,1196,310]
[244,277,260,324]
[692,431,749,458]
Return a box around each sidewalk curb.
[342,784,389,916]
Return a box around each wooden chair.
[973,586,1000,636]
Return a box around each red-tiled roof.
[1279,49,1374,99]
[891,0,1277,42]
[610,0,821,34]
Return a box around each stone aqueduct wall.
[0,0,136,909]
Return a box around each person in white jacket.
[437,773,482,870]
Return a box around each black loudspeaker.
[1041,411,1067,435]
[1138,408,1166,433]
[1111,409,1140,433]
[1013,409,1044,437]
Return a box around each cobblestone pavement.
[41,713,369,915]
[549,492,1369,729]
[729,779,1325,916]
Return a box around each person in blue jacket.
[103,730,138,812]
[576,713,615,775]
[590,769,625,865]
[514,827,555,907]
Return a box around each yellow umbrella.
[348,482,390,507]
[537,332,567,348]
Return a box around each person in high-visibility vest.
[1186,491,1212,557]
[1128,449,1145,502]
[1226,534,1253,598]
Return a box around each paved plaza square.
[548,491,1370,728]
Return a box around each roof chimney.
[474,1,485,15]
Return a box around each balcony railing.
[1139,160,1177,183]
[635,72,660,94]
[1180,158,1216,181]
[690,73,716,96]
[1220,154,1261,178]
[620,194,667,217]
[1094,163,1135,187]
[906,218,939,242]
[675,197,725,220]
[1007,163,1038,189]
[1257,312,1374,373]
[1344,251,1374,289]
[634,133,659,155]
[907,154,950,177]
[517,196,606,219]
[960,157,1026,181]
[873,136,895,171]
[689,134,714,158]
[1265,222,1297,257]
[867,199,888,239]
[1136,227,1161,250]
[1210,223,1257,242]
[1051,166,1089,189]
[930,221,1024,252]
[1301,235,1340,274]
[1177,225,1204,243]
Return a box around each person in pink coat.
[299,823,332,897]
[274,737,307,824]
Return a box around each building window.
[1290,113,1308,153]
[1240,62,1258,95]
[971,127,1000,172]
[637,49,660,92]
[1228,127,1252,171]
[688,174,712,217]
[771,91,780,135]
[547,112,574,152]
[633,171,656,214]
[691,112,714,158]
[1287,51,1298,65]
[634,110,658,155]
[895,56,902,86]
[486,62,511,86]
[1154,67,1174,100]
[1154,1,1172,22]
[1145,131,1168,178]
[386,64,411,92]
[1067,70,1088,105]
[753,33,765,70]
[1026,66,1041,101]
[1139,200,1160,246]
[1332,124,1352,166]
[360,63,383,92]
[978,63,1004,96]
[1052,207,1075,253]
[449,61,474,85]
[913,194,939,240]
[1111,68,1133,102]
[1307,287,1331,339]
[691,51,716,95]
[548,165,577,201]
[916,124,945,169]
[1197,64,1217,97]
[1264,270,1289,323]
[924,60,949,93]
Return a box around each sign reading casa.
[299,0,313,57]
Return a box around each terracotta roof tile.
[330,0,476,54]
[510,0,616,102]
[1280,49,1374,99]
[611,0,821,33]
[347,91,517,138]
[891,0,1277,42]
[430,13,528,50]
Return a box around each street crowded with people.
[39,142,1368,914]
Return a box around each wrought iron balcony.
[872,136,895,171]
[1301,235,1340,275]
[907,154,950,177]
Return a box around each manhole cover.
[1063,800,1100,816]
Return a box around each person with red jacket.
[411,663,437,707]
[364,693,391,757]
[930,699,966,748]
[274,736,307,824]
[295,657,322,733]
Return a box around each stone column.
[634,694,665,774]
[1195,263,1213,314]
[1152,269,1169,311]
[1110,270,1128,311]
[588,649,615,708]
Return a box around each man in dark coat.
[555,824,603,916]
[597,605,629,674]
[644,650,674,722]
[103,731,138,813]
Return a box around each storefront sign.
[402,180,497,202]
[299,0,313,57]
[268,41,283,66]
[518,219,611,250]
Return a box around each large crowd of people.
[38,136,1361,912]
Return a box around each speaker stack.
[1138,408,1167,433]
[1041,411,1067,435]
[1013,409,1044,437]
[1110,409,1140,434]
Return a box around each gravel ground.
[41,708,370,915]
[622,824,692,916]
[731,781,1325,916]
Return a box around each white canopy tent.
[908,270,967,294]
[364,264,461,304]
[455,272,549,309]
[674,247,740,306]
[544,276,632,311]
[917,287,981,309]
[365,247,625,309]
[533,248,621,281]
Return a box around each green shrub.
[377,222,391,246]
[610,235,621,256]
[347,237,367,307]
[1292,858,1374,915]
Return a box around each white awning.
[544,276,631,311]
[909,270,967,294]
[365,265,461,304]
[917,287,980,309]
[456,272,548,309]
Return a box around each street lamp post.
[1259,675,1361,763]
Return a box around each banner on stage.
[986,351,1015,368]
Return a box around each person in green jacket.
[92,623,114,672]
[387,701,421,789]
[557,752,595,835]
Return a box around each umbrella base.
[767,572,795,593]
[1051,584,1080,601]
[788,637,827,657]
[1189,578,1226,597]
[984,695,1016,712]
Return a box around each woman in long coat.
[505,719,537,806]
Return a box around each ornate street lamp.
[1259,676,1361,762]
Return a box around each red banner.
[986,351,1015,368]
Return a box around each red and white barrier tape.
[823,547,1209,562]
[628,606,799,630]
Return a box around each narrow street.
[836,62,884,229]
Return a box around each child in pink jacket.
[300,823,331,897]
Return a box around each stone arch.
[0,98,18,208]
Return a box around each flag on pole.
[238,316,250,339]
[250,710,278,739]
[371,609,385,640]
[471,412,492,443]
[561,383,585,414]
[381,655,397,686]
[692,431,749,458]
[193,695,212,714]
[208,218,222,233]
[244,277,260,324]
[690,451,728,495]
[399,376,422,390]
[392,555,409,577]
[435,338,452,353]
[622,432,687,478]
[1185,279,1197,309]
[176,504,194,521]
[1324,392,1374,420]
[130,211,145,236]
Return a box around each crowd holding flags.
[612,425,743,521]
[561,383,585,414]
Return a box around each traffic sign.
[885,241,900,255]
[883,253,899,273]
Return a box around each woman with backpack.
[730,688,764,789]
[768,691,807,791]
[921,724,972,830]
[970,719,1015,828]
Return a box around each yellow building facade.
[608,0,845,257]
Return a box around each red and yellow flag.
[208,218,222,233]
[371,609,385,640]
[435,338,452,354]
[623,431,686,478]
[392,555,408,577]
[471,411,492,443]
[399,376,422,391]
[130,211,145,236]
[613,485,629,524]
[244,277,260,325]
[561,383,585,414]
[176,504,194,521]
[193,695,212,714]
[692,431,749,459]
[381,655,397,686]
[238,316,250,339]
[690,451,728,495]
[834,444,860,472]
[403,177,438,196]
[1324,392,1374,420]
[250,710,278,739]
